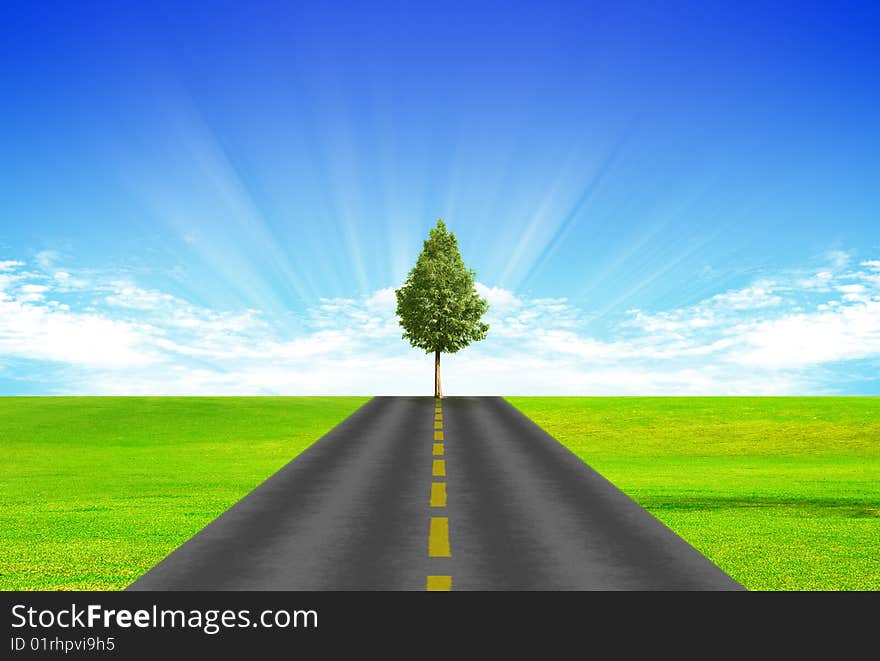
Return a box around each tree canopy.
[395,219,489,355]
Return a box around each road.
[129,396,742,590]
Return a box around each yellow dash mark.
[432,459,446,477]
[430,482,447,507]
[433,443,444,456]
[434,431,444,441]
[426,575,452,591]
[435,413,443,421]
[434,421,443,430]
[429,517,451,557]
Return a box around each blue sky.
[1,1,879,395]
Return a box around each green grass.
[5,395,877,591]
[506,397,880,590]
[0,396,368,591]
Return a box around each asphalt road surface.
[129,396,743,591]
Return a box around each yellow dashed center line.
[429,517,451,557]
[428,401,451,589]
[426,575,452,591]
[430,482,447,507]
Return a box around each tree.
[396,219,489,398]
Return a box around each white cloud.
[35,250,59,271]
[616,255,880,372]
[0,297,161,368]
[475,282,521,310]
[710,285,782,310]
[104,283,178,310]
[364,287,397,310]
[0,260,24,272]
[730,301,880,368]
[798,270,835,290]
[2,250,880,394]
[625,283,783,337]
[18,283,50,303]
[828,250,850,269]
[0,268,25,295]
[837,284,868,302]
[529,330,621,361]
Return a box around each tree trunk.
[434,350,442,399]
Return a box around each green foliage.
[507,396,880,591]
[0,396,368,590]
[395,219,489,354]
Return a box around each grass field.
[4,396,877,591]
[507,397,880,590]
[0,396,368,590]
